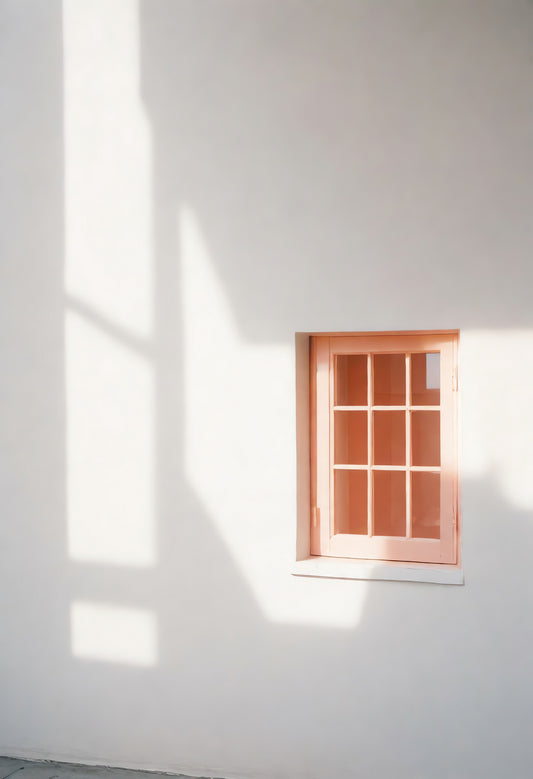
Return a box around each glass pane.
[411,411,440,466]
[373,411,405,466]
[373,353,405,405]
[411,352,440,406]
[412,472,440,539]
[373,470,406,536]
[334,470,367,534]
[335,354,367,406]
[334,411,367,464]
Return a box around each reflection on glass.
[411,352,440,405]
[335,354,367,406]
[334,470,367,534]
[334,411,367,464]
[412,472,440,539]
[373,411,405,465]
[373,470,406,536]
[373,354,405,405]
[411,411,440,466]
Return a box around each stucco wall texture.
[1,1,533,778]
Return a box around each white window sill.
[291,556,464,585]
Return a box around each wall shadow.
[140,0,533,341]
[0,0,70,750]
[2,2,533,779]
[135,1,533,777]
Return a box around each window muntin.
[310,333,458,565]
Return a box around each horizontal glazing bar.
[373,405,440,411]
[333,405,369,411]
[333,464,368,470]
[334,464,442,472]
[334,405,441,411]
[372,465,407,471]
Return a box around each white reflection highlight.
[180,206,367,628]
[71,601,157,667]
[66,310,155,566]
[63,0,153,338]
[426,353,440,390]
[461,330,533,510]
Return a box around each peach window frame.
[293,331,462,583]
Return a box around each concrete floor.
[0,759,209,779]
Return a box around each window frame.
[293,331,462,584]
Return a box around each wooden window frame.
[293,331,462,584]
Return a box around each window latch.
[452,371,458,391]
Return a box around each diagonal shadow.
[2,2,533,779]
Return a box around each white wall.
[2,0,533,777]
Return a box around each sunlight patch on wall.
[71,601,157,667]
[461,330,533,511]
[180,206,367,628]
[66,310,155,566]
[63,0,153,338]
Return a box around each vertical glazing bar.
[367,353,373,537]
[329,351,335,537]
[405,352,412,538]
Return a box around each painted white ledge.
[292,556,464,585]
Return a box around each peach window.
[334,351,441,537]
[311,333,458,565]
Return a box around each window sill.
[291,556,464,585]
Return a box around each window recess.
[310,332,459,566]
